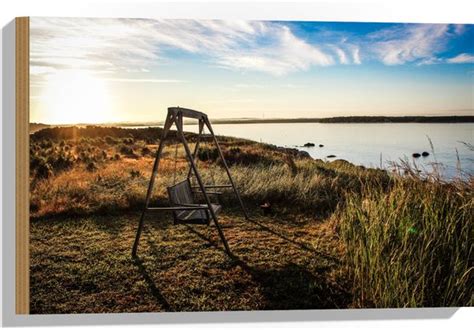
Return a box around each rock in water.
[422,151,430,157]
[303,142,315,147]
[412,153,421,158]
[327,155,336,158]
[319,144,324,147]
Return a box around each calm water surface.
[187,123,473,179]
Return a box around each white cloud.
[334,47,349,64]
[351,47,362,65]
[30,19,470,78]
[453,24,466,35]
[30,18,336,77]
[368,24,451,65]
[416,57,443,66]
[446,53,474,64]
[214,25,334,75]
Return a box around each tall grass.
[30,126,473,308]
[206,159,389,215]
[337,170,473,307]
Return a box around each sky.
[29,18,474,124]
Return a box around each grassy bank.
[29,126,473,311]
[337,175,473,307]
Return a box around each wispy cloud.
[350,46,362,65]
[367,24,452,65]
[30,18,470,78]
[333,47,349,65]
[105,78,185,83]
[32,18,340,76]
[446,53,474,64]
[213,25,334,75]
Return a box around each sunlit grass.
[29,126,473,311]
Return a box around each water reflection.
[188,122,473,179]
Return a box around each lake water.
[185,123,473,179]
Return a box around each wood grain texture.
[15,16,30,315]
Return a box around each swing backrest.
[167,179,194,206]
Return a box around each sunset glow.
[37,71,112,124]
[29,18,474,124]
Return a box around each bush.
[119,145,136,157]
[35,160,53,179]
[141,147,152,157]
[105,136,118,145]
[197,146,219,162]
[51,153,75,171]
[130,169,141,178]
[86,161,98,172]
[122,137,134,145]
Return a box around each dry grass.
[30,211,350,313]
[336,175,473,308]
[29,126,473,312]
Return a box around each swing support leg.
[175,114,232,256]
[132,114,174,258]
[204,118,250,220]
[187,119,204,180]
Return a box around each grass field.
[31,210,351,313]
[29,126,473,313]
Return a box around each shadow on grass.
[131,256,174,312]
[245,217,340,264]
[236,261,350,309]
[183,224,351,310]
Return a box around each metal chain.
[173,142,178,184]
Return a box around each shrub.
[119,145,131,154]
[141,147,152,156]
[51,153,75,171]
[35,161,53,179]
[122,137,134,145]
[105,136,118,145]
[86,161,98,172]
[221,148,278,167]
[78,151,89,162]
[130,169,141,178]
[197,146,219,162]
[39,139,53,149]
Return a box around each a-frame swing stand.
[132,107,249,257]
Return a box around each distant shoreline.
[207,116,474,125]
[30,115,474,131]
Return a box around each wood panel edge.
[15,16,30,315]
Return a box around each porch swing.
[167,125,222,225]
[131,107,249,257]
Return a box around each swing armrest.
[192,190,223,195]
[174,203,208,208]
[191,185,232,189]
[147,205,208,211]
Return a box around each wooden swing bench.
[167,178,228,225]
[131,107,249,257]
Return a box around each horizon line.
[30,114,474,126]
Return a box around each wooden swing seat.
[132,107,250,258]
[167,179,221,225]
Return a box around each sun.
[39,71,112,125]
